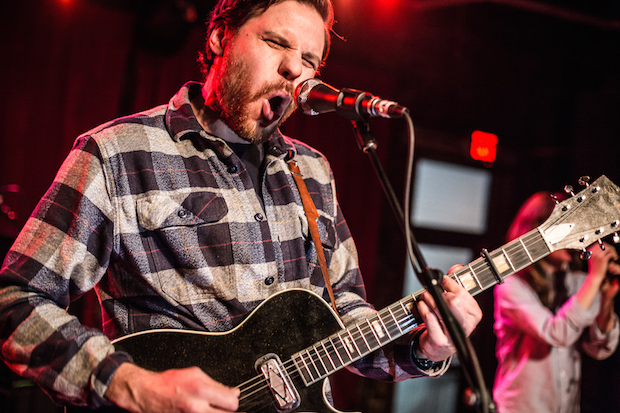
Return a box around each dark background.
[1,0,620,412]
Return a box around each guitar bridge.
[255,354,301,412]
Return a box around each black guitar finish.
[68,289,346,413]
[64,175,620,413]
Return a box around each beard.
[213,51,296,144]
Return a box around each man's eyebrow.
[303,50,322,67]
[263,30,289,45]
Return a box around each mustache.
[251,81,295,102]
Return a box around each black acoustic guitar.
[67,175,620,412]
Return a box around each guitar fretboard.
[291,227,550,386]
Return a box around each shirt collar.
[165,81,298,162]
[165,81,211,143]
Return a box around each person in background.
[493,191,620,413]
[0,1,482,412]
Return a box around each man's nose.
[278,52,303,81]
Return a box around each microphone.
[295,78,408,121]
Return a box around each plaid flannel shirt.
[0,82,447,408]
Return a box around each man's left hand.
[415,274,483,362]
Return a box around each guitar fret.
[364,322,381,349]
[321,341,340,370]
[482,265,499,287]
[456,264,481,293]
[501,248,516,272]
[488,250,512,277]
[454,272,465,288]
[347,329,362,356]
[291,226,558,388]
[291,298,422,389]
[366,320,378,343]
[377,313,393,340]
[509,231,548,272]
[308,347,325,377]
[467,259,494,293]
[469,264,483,288]
[507,240,530,271]
[399,301,410,319]
[296,352,314,384]
[527,230,550,263]
[398,300,420,332]
[337,332,354,361]
[291,226,551,388]
[388,307,404,335]
[330,337,346,366]
[519,238,534,262]
[305,349,321,381]
[366,317,385,345]
[355,324,372,352]
[312,345,329,376]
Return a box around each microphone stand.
[349,117,496,413]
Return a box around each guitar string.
[237,229,552,409]
[239,213,591,408]
[236,313,416,396]
[235,313,418,409]
[461,230,544,288]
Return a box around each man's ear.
[209,26,230,57]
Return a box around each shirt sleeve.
[0,136,130,408]
[581,312,620,360]
[495,275,603,348]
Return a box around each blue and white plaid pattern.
[0,82,446,408]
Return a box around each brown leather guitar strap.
[287,160,340,318]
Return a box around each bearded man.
[0,1,482,412]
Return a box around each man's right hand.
[105,362,240,413]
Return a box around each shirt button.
[178,210,187,218]
[254,213,264,222]
[265,276,275,286]
[228,165,238,174]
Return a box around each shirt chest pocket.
[136,191,232,275]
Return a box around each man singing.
[0,1,482,411]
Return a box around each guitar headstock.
[539,175,620,254]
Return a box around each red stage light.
[376,0,400,12]
[470,130,498,163]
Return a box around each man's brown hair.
[198,0,335,77]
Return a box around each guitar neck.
[450,227,548,297]
[292,228,549,387]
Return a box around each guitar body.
[64,176,620,413]
[68,289,350,413]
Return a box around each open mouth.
[270,96,284,114]
[261,92,292,126]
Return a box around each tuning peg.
[580,249,592,260]
[578,176,591,187]
[598,239,606,250]
[549,194,560,204]
[614,233,620,244]
[564,185,575,196]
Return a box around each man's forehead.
[239,1,326,54]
